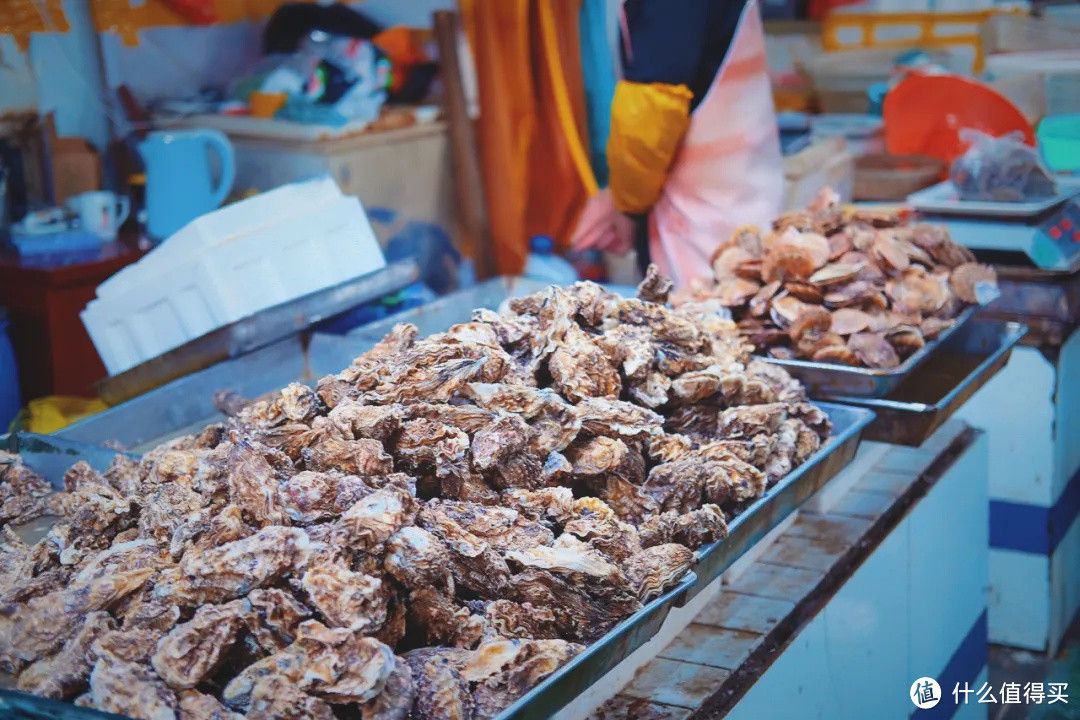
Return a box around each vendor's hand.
[570,189,635,255]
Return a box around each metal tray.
[96,260,420,407]
[823,319,1027,446]
[59,277,552,452]
[35,278,874,720]
[689,401,874,600]
[1,432,137,489]
[496,572,697,720]
[7,412,873,720]
[0,572,692,720]
[495,402,873,719]
[7,407,871,720]
[0,430,698,720]
[0,690,122,720]
[762,305,978,398]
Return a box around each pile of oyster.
[0,269,830,720]
[676,190,998,368]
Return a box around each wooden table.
[0,236,144,400]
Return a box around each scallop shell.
[827,231,853,261]
[714,276,760,307]
[849,227,877,252]
[810,263,861,286]
[839,250,870,266]
[788,306,833,343]
[848,332,901,369]
[797,331,845,359]
[949,262,998,304]
[730,226,765,258]
[769,347,796,359]
[862,291,889,311]
[901,240,935,267]
[871,233,911,275]
[830,308,871,336]
[762,245,817,283]
[886,326,926,358]
[748,280,782,317]
[743,327,790,349]
[885,271,950,315]
[823,280,875,308]
[735,259,764,282]
[920,316,955,340]
[865,311,908,333]
[769,294,809,328]
[811,345,861,366]
[712,246,752,281]
[784,281,824,304]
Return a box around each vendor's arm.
[607,0,710,214]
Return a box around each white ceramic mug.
[66,191,131,240]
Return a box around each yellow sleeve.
[607,80,693,214]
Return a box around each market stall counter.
[31,189,1032,718]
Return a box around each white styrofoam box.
[81,265,239,375]
[97,176,343,300]
[83,184,385,376]
[198,196,386,320]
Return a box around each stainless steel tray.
[762,304,978,398]
[38,278,874,720]
[96,260,420,407]
[58,277,551,452]
[824,319,1027,446]
[0,432,698,720]
[689,401,874,601]
[0,569,692,720]
[495,402,873,720]
[1,432,137,489]
[0,689,122,719]
[497,572,697,720]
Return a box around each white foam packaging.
[82,176,386,376]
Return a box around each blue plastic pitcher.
[139,129,235,240]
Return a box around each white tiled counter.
[955,329,1080,653]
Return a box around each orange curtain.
[459,0,591,275]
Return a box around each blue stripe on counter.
[990,464,1080,555]
[911,610,988,720]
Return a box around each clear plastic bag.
[950,129,1057,203]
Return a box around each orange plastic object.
[883,74,1035,166]
[249,91,287,118]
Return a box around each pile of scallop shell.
[674,190,998,369]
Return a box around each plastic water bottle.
[524,235,578,285]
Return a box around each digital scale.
[908,177,1080,273]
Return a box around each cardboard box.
[45,114,102,204]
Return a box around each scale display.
[909,180,1080,273]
